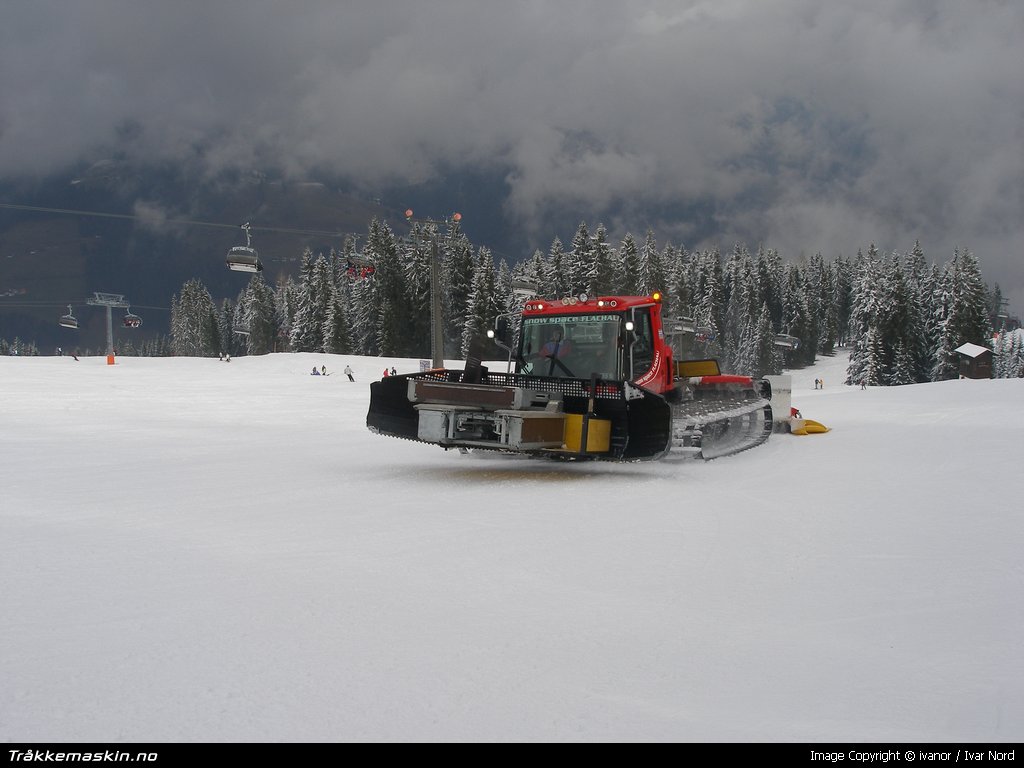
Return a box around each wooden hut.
[954,342,994,379]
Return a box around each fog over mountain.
[2,1,1022,314]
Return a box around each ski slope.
[1,351,1021,742]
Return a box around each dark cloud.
[2,0,1022,309]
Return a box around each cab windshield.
[517,314,623,380]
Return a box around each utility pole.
[404,209,462,369]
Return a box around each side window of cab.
[630,308,654,378]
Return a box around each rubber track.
[668,398,773,461]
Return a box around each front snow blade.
[366,373,421,441]
[366,370,673,461]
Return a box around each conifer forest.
[9,218,1020,383]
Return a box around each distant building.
[954,342,993,379]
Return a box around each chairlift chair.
[59,305,78,329]
[344,251,375,279]
[123,307,142,328]
[511,280,537,299]
[226,222,263,273]
[695,326,717,343]
[774,333,800,350]
[671,316,697,334]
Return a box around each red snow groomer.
[367,293,774,461]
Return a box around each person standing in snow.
[390,366,396,376]
[344,365,354,382]
[382,368,389,378]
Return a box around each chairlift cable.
[0,202,363,241]
[0,299,169,311]
[0,200,521,264]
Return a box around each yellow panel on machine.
[676,359,721,378]
[563,414,612,453]
[510,413,567,448]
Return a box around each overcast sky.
[2,1,1022,312]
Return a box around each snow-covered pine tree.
[231,296,248,353]
[994,329,1024,378]
[723,245,759,371]
[1009,331,1023,378]
[781,263,814,367]
[545,237,567,298]
[732,301,781,378]
[289,251,318,352]
[863,325,886,387]
[517,249,549,299]
[461,248,497,358]
[323,278,352,356]
[290,251,334,353]
[236,273,277,355]
[402,224,433,358]
[930,249,992,381]
[987,283,1005,331]
[755,245,784,331]
[930,268,959,382]
[345,219,386,356]
[170,278,219,357]
[273,276,298,353]
[889,341,916,385]
[902,241,935,382]
[368,220,403,357]
[216,298,234,357]
[809,253,838,356]
[662,243,690,319]
[491,257,521,358]
[5,337,40,356]
[618,232,640,296]
[1010,332,1023,377]
[348,270,378,356]
[587,224,616,297]
[753,301,782,377]
[637,230,661,296]
[494,258,515,319]
[691,249,726,362]
[947,247,992,349]
[442,226,475,359]
[567,222,592,296]
[877,251,914,382]
[833,255,853,347]
[733,314,757,377]
[846,246,881,385]
[925,264,946,382]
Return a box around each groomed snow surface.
[2,352,1021,743]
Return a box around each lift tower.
[87,292,131,365]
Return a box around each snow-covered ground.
[2,351,1021,742]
